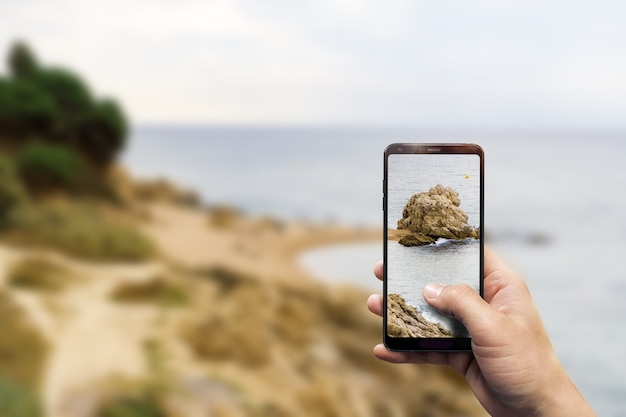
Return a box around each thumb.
[423,283,495,336]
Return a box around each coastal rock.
[396,184,479,246]
[387,293,452,338]
[398,233,436,246]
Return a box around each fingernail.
[423,283,444,299]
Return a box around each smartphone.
[383,143,484,351]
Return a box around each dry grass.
[131,178,201,207]
[96,392,166,417]
[206,205,243,229]
[193,266,255,292]
[110,276,189,307]
[0,290,49,389]
[181,267,487,417]
[183,283,274,367]
[7,256,80,292]
[3,199,154,261]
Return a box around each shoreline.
[297,241,382,290]
[139,203,382,283]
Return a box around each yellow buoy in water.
[464,174,469,179]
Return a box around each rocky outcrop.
[398,233,437,246]
[387,293,452,338]
[396,184,479,246]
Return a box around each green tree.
[14,141,86,191]
[0,41,130,169]
[7,41,39,79]
[76,98,128,165]
[28,67,93,117]
[0,79,58,136]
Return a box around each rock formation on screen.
[387,293,452,338]
[396,184,479,247]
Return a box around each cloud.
[2,0,626,127]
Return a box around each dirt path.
[0,247,171,417]
[43,263,168,417]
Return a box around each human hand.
[367,246,596,417]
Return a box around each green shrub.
[8,256,78,292]
[7,41,39,79]
[15,141,86,191]
[0,156,28,225]
[1,42,130,170]
[26,67,127,166]
[76,98,128,165]
[4,200,153,261]
[28,67,93,115]
[0,79,58,135]
[0,377,43,417]
[97,393,166,417]
[94,99,127,140]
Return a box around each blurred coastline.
[2,119,625,416]
[125,124,626,416]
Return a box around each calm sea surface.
[124,126,626,417]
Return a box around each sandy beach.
[140,203,382,281]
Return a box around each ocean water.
[387,239,479,336]
[124,126,626,417]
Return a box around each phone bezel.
[383,143,484,352]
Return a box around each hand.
[367,246,596,417]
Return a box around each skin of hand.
[367,246,596,417]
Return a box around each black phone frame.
[383,143,484,352]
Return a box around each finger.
[373,344,413,363]
[423,283,497,335]
[484,245,510,279]
[483,246,529,302]
[367,294,383,317]
[374,261,383,281]
[373,344,471,369]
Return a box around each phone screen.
[383,144,483,351]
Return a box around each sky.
[1,0,626,128]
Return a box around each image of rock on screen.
[386,153,481,338]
